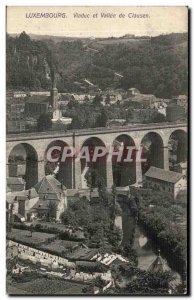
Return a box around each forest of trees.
[132,188,187,276]
[7,32,188,98]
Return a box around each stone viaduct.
[6,122,187,190]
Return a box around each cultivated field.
[7,228,56,246]
[9,278,87,295]
[40,239,79,256]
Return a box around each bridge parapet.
[6,122,187,189]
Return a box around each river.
[115,214,181,287]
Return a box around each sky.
[7,6,188,38]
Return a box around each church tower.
[50,87,58,110]
[50,72,59,110]
[49,74,62,120]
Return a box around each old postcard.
[6,6,188,295]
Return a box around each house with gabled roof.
[6,188,39,221]
[144,166,187,199]
[34,175,67,220]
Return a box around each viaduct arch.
[44,140,73,189]
[8,143,38,189]
[6,123,187,190]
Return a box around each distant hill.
[9,33,150,44]
[6,32,188,97]
[9,33,90,43]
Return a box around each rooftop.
[145,166,183,183]
[66,248,99,260]
[25,95,51,104]
[6,188,39,203]
[177,95,187,100]
[132,93,158,102]
[148,250,165,273]
[34,175,66,201]
[76,260,108,273]
[128,87,140,92]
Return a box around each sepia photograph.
[6,6,188,295]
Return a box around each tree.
[108,184,119,229]
[95,109,108,127]
[97,175,107,206]
[7,32,188,96]
[67,99,78,109]
[105,94,111,105]
[61,209,78,227]
[152,112,166,123]
[7,203,14,233]
[47,201,57,221]
[18,31,31,49]
[93,94,103,106]
[126,270,174,294]
[94,276,105,289]
[27,224,34,238]
[85,169,94,200]
[108,225,122,248]
[121,244,138,266]
[37,113,52,131]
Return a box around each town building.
[34,175,67,221]
[59,117,72,125]
[124,89,161,109]
[131,93,159,109]
[7,119,26,133]
[127,87,140,97]
[172,95,188,109]
[127,108,157,123]
[102,90,123,105]
[25,95,51,119]
[7,177,26,192]
[6,175,69,222]
[59,93,74,108]
[13,91,27,99]
[9,101,25,120]
[6,241,18,260]
[153,100,167,116]
[6,187,39,221]
[144,166,187,199]
[28,91,50,97]
[7,99,26,133]
[25,86,61,121]
[177,95,188,107]
[107,119,126,127]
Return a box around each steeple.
[50,87,58,110]
[50,73,58,110]
[148,249,165,273]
